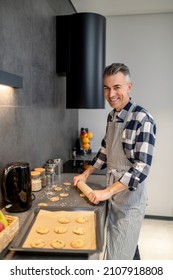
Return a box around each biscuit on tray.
[70,239,84,248]
[50,239,65,249]
[30,239,46,248]
[54,226,68,234]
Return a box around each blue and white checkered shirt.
[91,101,156,190]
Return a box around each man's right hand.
[73,173,87,186]
[73,165,97,186]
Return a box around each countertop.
[0,173,107,260]
[64,153,107,175]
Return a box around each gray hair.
[104,63,131,83]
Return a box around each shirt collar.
[116,100,135,122]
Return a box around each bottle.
[31,171,42,191]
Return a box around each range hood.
[56,13,106,109]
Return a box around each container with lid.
[31,171,42,192]
[34,167,46,187]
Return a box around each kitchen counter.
[0,173,107,260]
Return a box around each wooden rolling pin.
[76,180,93,198]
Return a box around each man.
[74,63,156,260]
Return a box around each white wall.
[79,13,173,216]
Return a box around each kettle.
[1,162,32,212]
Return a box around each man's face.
[104,72,132,111]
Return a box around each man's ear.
[128,82,133,93]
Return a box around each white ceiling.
[70,0,173,16]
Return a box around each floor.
[138,218,173,260]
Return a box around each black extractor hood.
[56,13,106,109]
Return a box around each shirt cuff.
[120,172,140,191]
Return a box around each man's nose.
[109,88,115,97]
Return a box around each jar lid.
[31,171,41,177]
[34,168,45,172]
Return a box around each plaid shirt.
[91,101,156,190]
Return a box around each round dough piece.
[38,202,48,207]
[49,196,59,202]
[53,186,63,191]
[54,226,68,234]
[30,239,46,248]
[59,192,69,197]
[36,227,49,234]
[50,239,65,249]
[70,239,84,248]
[58,217,71,224]
[73,227,86,235]
[63,182,71,186]
[80,193,85,197]
[76,216,88,224]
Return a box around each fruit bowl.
[0,215,19,253]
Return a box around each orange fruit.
[82,143,90,150]
[81,137,89,144]
[87,131,93,139]
[80,132,87,139]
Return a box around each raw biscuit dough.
[59,192,69,197]
[54,226,68,234]
[63,182,71,186]
[76,216,88,224]
[58,217,71,224]
[53,186,63,191]
[36,227,49,234]
[50,239,65,249]
[38,203,48,206]
[30,239,46,248]
[73,227,86,235]
[49,196,59,202]
[70,239,84,248]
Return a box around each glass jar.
[34,168,46,188]
[31,171,42,191]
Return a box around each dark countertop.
[1,173,107,260]
[64,153,107,175]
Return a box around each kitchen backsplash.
[0,0,77,207]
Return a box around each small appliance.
[1,162,32,212]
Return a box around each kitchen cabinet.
[0,173,106,260]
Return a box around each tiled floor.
[138,218,173,260]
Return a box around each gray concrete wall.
[0,0,77,206]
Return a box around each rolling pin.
[76,180,93,198]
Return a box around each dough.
[38,203,48,206]
[36,227,49,234]
[53,186,63,191]
[30,239,46,248]
[70,239,84,248]
[49,196,59,202]
[63,182,71,186]
[80,193,86,197]
[50,239,65,249]
[73,227,86,235]
[59,192,69,197]
[58,217,71,224]
[54,226,68,234]
[76,216,88,224]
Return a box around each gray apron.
[105,103,147,260]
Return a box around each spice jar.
[31,171,42,191]
[34,168,46,188]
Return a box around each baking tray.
[9,206,103,255]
